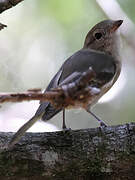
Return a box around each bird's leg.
[62,109,67,130]
[62,109,71,131]
[86,109,107,127]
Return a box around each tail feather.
[8,112,44,148]
[35,102,61,121]
[8,103,61,148]
[42,105,62,121]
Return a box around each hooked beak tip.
[115,20,123,27]
[110,20,123,32]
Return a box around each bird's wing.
[59,49,116,85]
[35,49,116,120]
[35,69,63,118]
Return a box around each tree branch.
[0,0,24,13]
[0,0,24,28]
[0,68,100,109]
[0,22,7,30]
[0,123,135,179]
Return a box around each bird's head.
[83,20,123,57]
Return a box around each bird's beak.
[110,20,123,33]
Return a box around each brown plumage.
[9,19,123,148]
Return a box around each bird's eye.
[94,32,102,40]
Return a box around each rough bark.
[0,123,135,180]
[0,69,98,108]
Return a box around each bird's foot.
[100,121,107,127]
[62,126,71,131]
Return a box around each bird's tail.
[8,103,61,148]
[8,112,44,148]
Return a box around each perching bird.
[9,19,123,147]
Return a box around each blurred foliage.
[117,0,135,23]
[37,0,105,25]
[35,0,106,51]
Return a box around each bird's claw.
[100,121,107,127]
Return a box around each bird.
[9,19,123,148]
